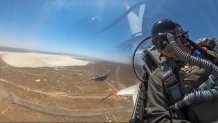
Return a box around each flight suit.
[145,38,218,123]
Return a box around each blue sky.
[0,0,218,63]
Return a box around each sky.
[0,0,218,63]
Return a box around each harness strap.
[161,63,182,102]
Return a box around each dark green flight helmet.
[151,19,188,49]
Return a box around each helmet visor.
[152,35,169,50]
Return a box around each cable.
[166,33,218,109]
[132,36,152,82]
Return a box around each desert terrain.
[0,50,139,122]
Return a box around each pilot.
[145,19,218,123]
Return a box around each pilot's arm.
[146,68,190,123]
[196,38,218,60]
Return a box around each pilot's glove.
[198,38,217,50]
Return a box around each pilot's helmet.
[151,19,188,50]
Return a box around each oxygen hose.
[166,33,218,110]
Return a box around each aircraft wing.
[117,83,140,106]
[125,2,145,36]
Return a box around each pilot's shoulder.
[147,68,166,89]
[149,68,162,80]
